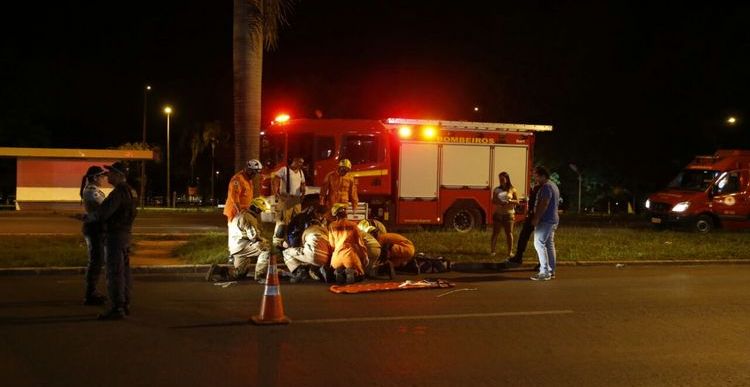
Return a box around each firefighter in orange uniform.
[327,203,367,284]
[319,159,358,214]
[223,159,263,257]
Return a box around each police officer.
[79,165,107,305]
[320,159,359,215]
[87,161,138,320]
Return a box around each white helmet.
[246,159,262,171]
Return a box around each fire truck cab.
[646,149,750,232]
[260,117,552,232]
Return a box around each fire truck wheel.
[444,205,482,233]
[694,215,714,233]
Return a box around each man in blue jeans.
[530,166,559,281]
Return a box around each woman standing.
[80,166,107,305]
[490,172,518,258]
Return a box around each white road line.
[294,310,574,324]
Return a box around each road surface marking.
[295,310,574,324]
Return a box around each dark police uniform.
[82,183,106,302]
[93,175,137,316]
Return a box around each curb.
[1,260,749,276]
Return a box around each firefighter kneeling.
[359,219,418,275]
[206,197,271,283]
[281,205,332,283]
[327,203,368,284]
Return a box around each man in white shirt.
[272,157,306,246]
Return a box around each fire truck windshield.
[667,169,720,191]
[260,133,285,169]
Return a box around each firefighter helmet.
[331,203,349,217]
[246,159,263,171]
[249,197,270,213]
[357,219,376,234]
[338,159,352,170]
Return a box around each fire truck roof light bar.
[384,118,553,133]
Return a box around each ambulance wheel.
[694,215,714,233]
[444,206,481,233]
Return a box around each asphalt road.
[1,265,749,387]
[0,211,226,234]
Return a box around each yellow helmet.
[372,219,387,235]
[358,219,376,233]
[338,159,352,170]
[250,197,270,212]
[331,202,349,217]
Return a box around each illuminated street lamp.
[164,106,173,207]
[727,116,737,125]
[140,85,151,208]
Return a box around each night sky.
[2,1,749,204]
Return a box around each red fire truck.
[646,149,750,232]
[260,117,552,232]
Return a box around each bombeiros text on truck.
[259,116,552,232]
[646,149,750,232]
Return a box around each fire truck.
[646,149,750,232]
[260,117,552,232]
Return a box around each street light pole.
[569,163,582,213]
[164,106,173,207]
[140,85,151,208]
[210,139,216,205]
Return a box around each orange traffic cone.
[251,255,290,325]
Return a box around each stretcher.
[329,279,454,294]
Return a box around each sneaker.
[83,293,107,306]
[549,272,556,279]
[205,263,221,282]
[530,273,551,281]
[334,268,346,285]
[97,308,126,320]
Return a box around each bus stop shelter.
[0,147,154,211]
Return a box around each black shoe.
[206,263,221,282]
[334,268,346,285]
[503,258,522,269]
[98,308,126,320]
[399,259,421,275]
[83,293,107,306]
[290,266,309,284]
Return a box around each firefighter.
[319,159,358,215]
[207,197,271,282]
[272,156,306,247]
[223,159,263,257]
[282,206,331,283]
[327,203,367,284]
[368,226,417,273]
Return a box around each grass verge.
[2,227,749,268]
[176,227,750,265]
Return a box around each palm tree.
[233,0,294,175]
